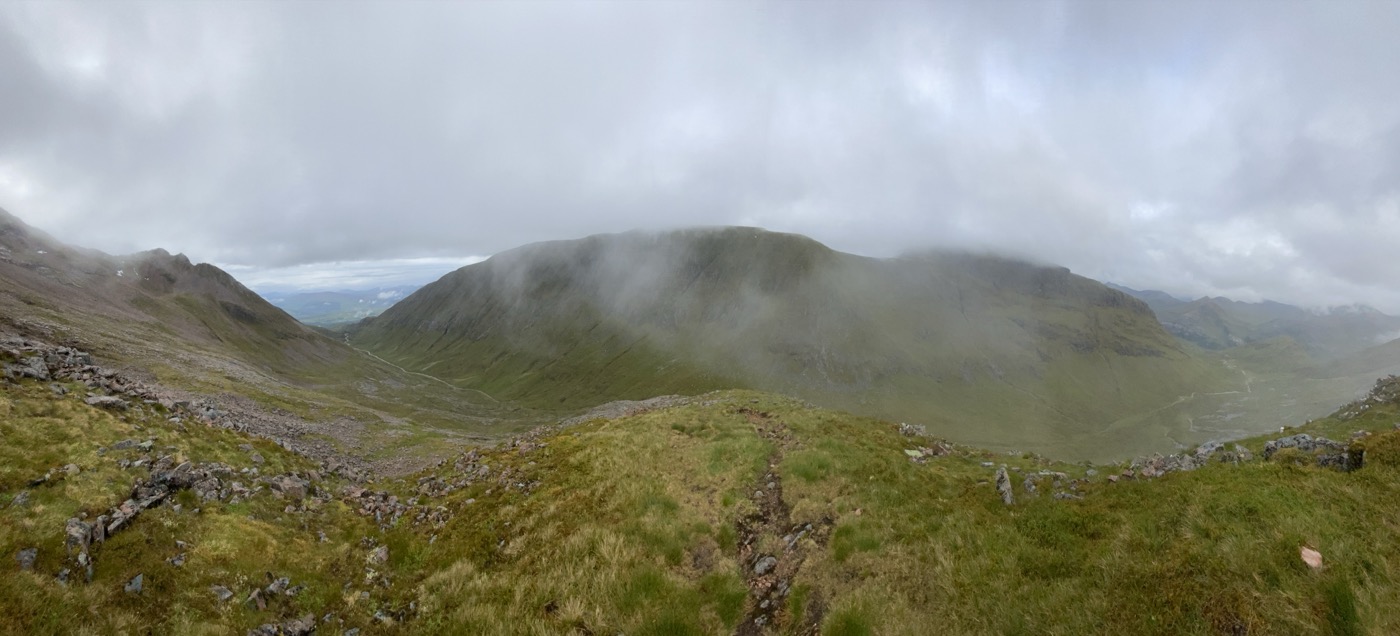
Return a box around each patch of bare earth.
[734,407,830,636]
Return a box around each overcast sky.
[3,2,1400,306]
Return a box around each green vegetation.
[353,228,1236,461]
[0,380,413,634]
[10,367,1400,634]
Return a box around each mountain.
[1111,283,1400,358]
[353,227,1231,460]
[8,214,1400,634]
[0,208,349,376]
[0,208,542,471]
[263,286,420,327]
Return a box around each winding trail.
[345,335,500,404]
[734,407,829,636]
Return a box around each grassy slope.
[355,229,1232,461]
[8,366,1400,634]
[405,390,1400,635]
[0,380,414,634]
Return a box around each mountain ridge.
[354,227,1227,460]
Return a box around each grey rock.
[211,584,235,602]
[995,467,1014,505]
[9,490,29,508]
[281,613,317,636]
[124,573,144,594]
[16,547,37,571]
[84,396,127,410]
[65,518,91,554]
[753,555,778,576]
[1194,441,1224,458]
[367,545,389,566]
[266,577,290,595]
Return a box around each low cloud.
[2,2,1400,308]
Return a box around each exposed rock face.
[1262,433,1362,471]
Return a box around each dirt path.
[344,335,500,404]
[734,407,830,636]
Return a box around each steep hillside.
[354,228,1232,460]
[0,209,544,471]
[0,208,346,377]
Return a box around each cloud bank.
[2,1,1400,307]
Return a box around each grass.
[0,379,417,634]
[415,388,1400,635]
[8,368,1400,634]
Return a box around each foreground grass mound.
[398,391,1400,635]
[7,373,1400,634]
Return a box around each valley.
[6,211,1400,634]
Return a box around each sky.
[2,2,1400,306]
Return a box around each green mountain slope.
[354,228,1233,460]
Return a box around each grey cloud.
[2,1,1400,309]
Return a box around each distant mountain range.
[1108,283,1400,359]
[262,286,421,327]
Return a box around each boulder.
[84,396,128,410]
[995,467,1014,505]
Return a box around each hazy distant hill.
[354,227,1231,459]
[263,286,420,327]
[1110,283,1400,358]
